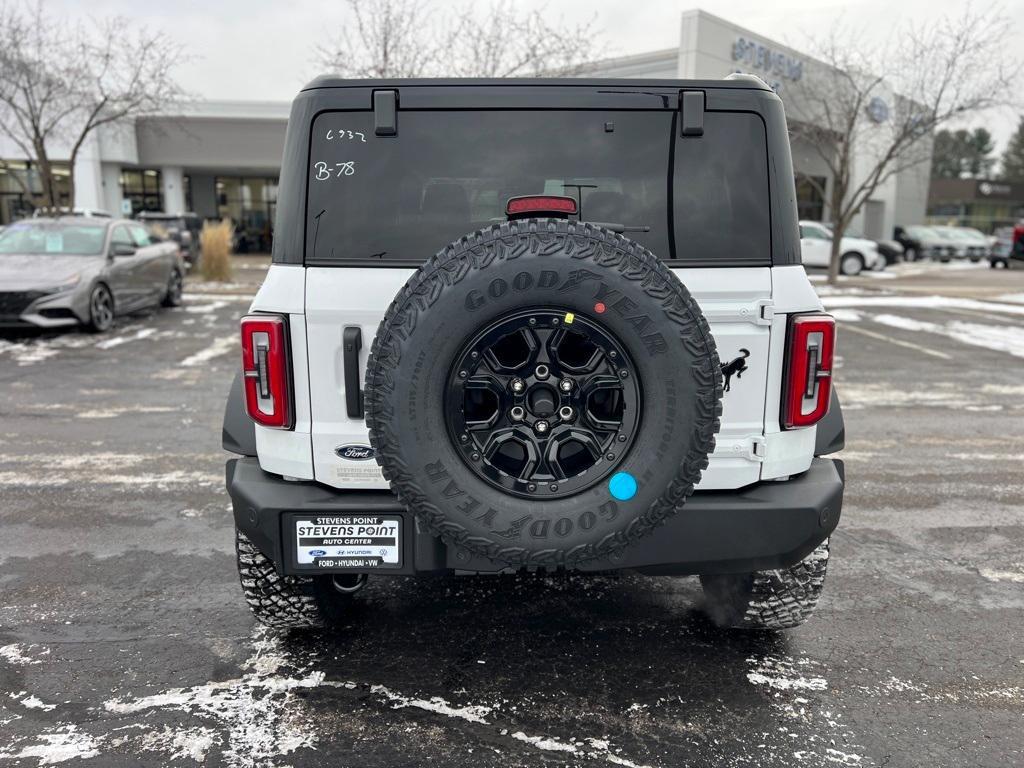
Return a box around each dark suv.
[222,76,845,632]
[136,211,202,268]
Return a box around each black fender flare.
[815,388,844,456]
[223,371,257,456]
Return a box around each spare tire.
[365,220,722,568]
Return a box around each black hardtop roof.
[301,75,771,92]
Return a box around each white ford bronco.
[222,75,845,631]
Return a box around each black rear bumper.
[227,457,843,576]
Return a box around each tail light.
[240,314,293,429]
[782,313,835,429]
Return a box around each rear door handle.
[343,326,363,418]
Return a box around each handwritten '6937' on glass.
[314,161,356,181]
[326,129,366,142]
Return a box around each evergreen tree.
[932,129,965,178]
[966,128,996,177]
[1000,116,1024,181]
[933,128,997,178]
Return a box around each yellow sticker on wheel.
[564,312,575,324]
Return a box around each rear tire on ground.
[236,528,331,629]
[839,252,864,276]
[161,268,183,307]
[699,540,830,630]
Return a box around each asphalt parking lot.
[1,259,1022,767]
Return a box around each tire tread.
[701,539,830,630]
[235,529,326,629]
[364,219,723,568]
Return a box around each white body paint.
[249,262,824,490]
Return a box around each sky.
[50,0,1024,152]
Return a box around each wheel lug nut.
[528,318,537,326]
[558,406,574,421]
[528,483,537,492]
[535,364,550,380]
[535,420,549,434]
[459,370,468,378]
[511,378,525,393]
[460,434,469,442]
[510,406,525,421]
[619,369,629,379]
[618,434,627,442]
[559,378,573,392]
[606,453,615,461]
[471,452,480,461]
[549,483,559,492]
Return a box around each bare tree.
[316,0,602,79]
[0,0,186,211]
[790,5,1016,283]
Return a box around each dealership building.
[927,178,1024,232]
[0,9,930,248]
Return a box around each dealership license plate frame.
[285,513,403,572]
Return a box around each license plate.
[293,514,401,570]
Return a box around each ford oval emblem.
[309,549,327,557]
[336,444,375,461]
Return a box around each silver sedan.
[0,217,184,332]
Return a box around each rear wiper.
[587,222,651,234]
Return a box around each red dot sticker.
[594,302,606,314]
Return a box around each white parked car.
[798,220,881,275]
[933,226,989,262]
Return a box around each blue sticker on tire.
[608,472,637,501]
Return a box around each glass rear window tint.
[304,108,771,266]
[306,110,672,263]
[673,112,770,265]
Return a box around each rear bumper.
[227,457,843,576]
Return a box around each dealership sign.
[732,37,804,83]
[978,181,1013,197]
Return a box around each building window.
[216,175,278,253]
[0,160,72,224]
[120,169,163,215]
[795,174,826,221]
[183,175,193,213]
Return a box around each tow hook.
[331,573,368,594]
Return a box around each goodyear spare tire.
[365,220,722,568]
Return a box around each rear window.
[305,109,770,266]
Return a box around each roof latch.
[373,90,398,136]
[680,90,705,137]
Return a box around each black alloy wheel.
[445,308,641,500]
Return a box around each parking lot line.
[841,324,952,359]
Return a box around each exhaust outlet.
[331,573,368,594]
